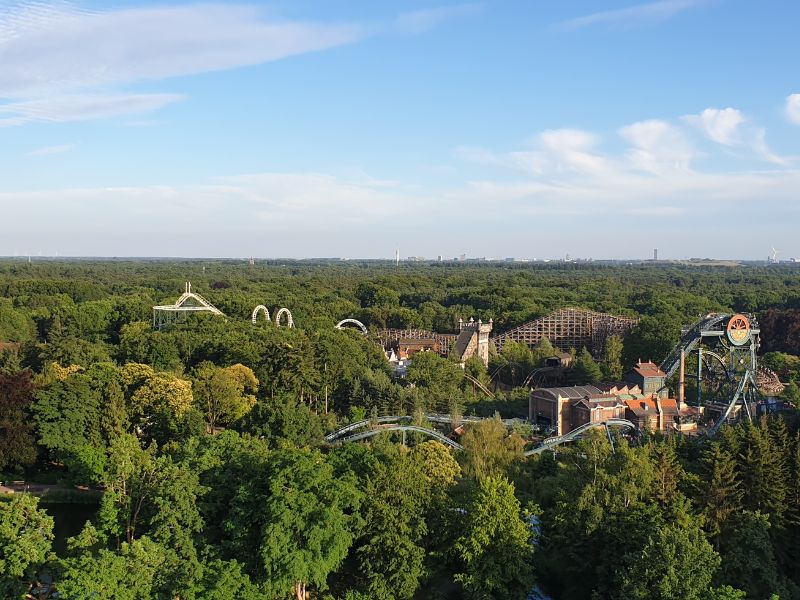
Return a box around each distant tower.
[249,257,255,266]
[395,248,399,266]
[654,248,658,261]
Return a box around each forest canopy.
[1,259,799,599]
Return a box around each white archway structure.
[335,318,368,336]
[275,307,294,328]
[251,305,271,324]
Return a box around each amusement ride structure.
[335,318,368,335]
[252,305,294,327]
[151,289,779,453]
[152,282,226,329]
[659,312,766,436]
[325,312,779,454]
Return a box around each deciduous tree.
[0,494,53,598]
[454,476,533,599]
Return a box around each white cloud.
[786,94,800,125]
[538,129,609,174]
[450,108,800,228]
[395,3,482,35]
[0,93,184,127]
[24,143,74,156]
[752,128,789,166]
[555,0,709,31]
[0,2,363,98]
[682,107,745,145]
[0,171,429,247]
[619,119,693,171]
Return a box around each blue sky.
[1,0,799,259]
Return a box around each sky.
[0,0,799,260]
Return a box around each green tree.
[411,440,462,489]
[568,348,602,385]
[56,535,166,600]
[0,494,54,598]
[739,421,787,529]
[617,521,720,600]
[235,394,323,448]
[780,379,800,408]
[706,586,747,600]
[0,298,36,342]
[601,335,624,381]
[531,337,557,366]
[501,341,534,387]
[698,443,742,545]
[405,351,463,412]
[622,313,682,367]
[454,476,533,599]
[99,433,202,549]
[193,362,258,433]
[717,511,784,600]
[651,442,683,507]
[460,418,524,481]
[356,453,429,600]
[32,372,107,483]
[224,447,358,600]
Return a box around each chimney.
[655,396,664,432]
[678,348,685,409]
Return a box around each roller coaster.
[336,425,465,450]
[658,312,762,435]
[325,413,630,455]
[523,419,637,456]
[325,414,487,444]
[325,413,636,456]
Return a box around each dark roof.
[573,396,623,410]
[531,385,603,401]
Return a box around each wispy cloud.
[787,94,800,125]
[682,107,744,145]
[682,106,790,164]
[24,143,74,156]
[555,0,709,31]
[395,3,482,35]
[0,171,433,256]
[0,93,184,127]
[619,119,693,172]
[452,102,800,223]
[0,3,364,98]
[0,1,364,125]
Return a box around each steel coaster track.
[335,425,465,450]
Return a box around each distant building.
[390,337,441,360]
[570,395,627,430]
[624,360,668,398]
[377,317,493,367]
[529,381,691,436]
[529,385,605,435]
[623,397,678,432]
[544,353,574,369]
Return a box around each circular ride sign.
[726,314,751,346]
